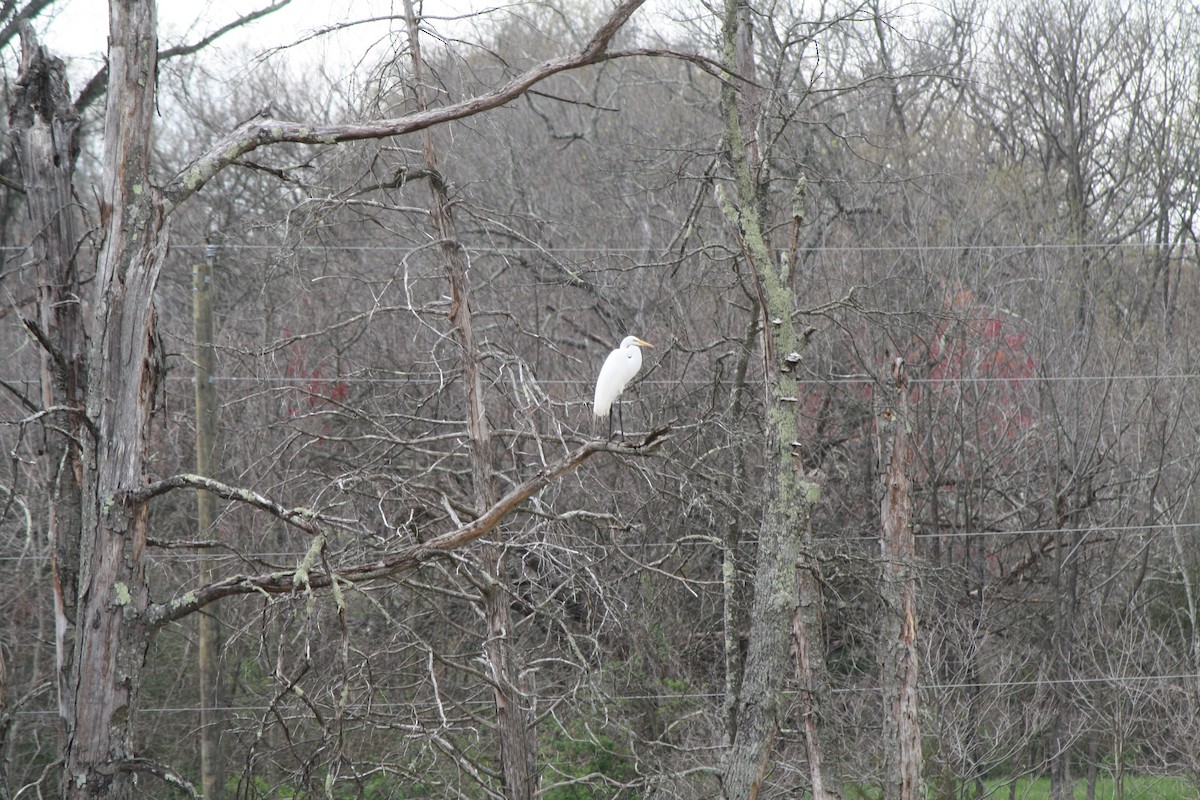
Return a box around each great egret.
[593,336,654,438]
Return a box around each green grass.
[844,775,1198,800]
[980,774,1198,800]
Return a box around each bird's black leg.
[617,401,625,440]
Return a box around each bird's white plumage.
[593,336,653,418]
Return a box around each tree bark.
[12,9,169,799]
[9,24,86,745]
[876,357,922,800]
[722,319,757,743]
[63,2,165,797]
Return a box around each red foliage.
[280,327,350,418]
[917,287,1038,442]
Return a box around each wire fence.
[1,514,1198,566]
[9,671,1198,718]
[5,245,1199,724]
[4,372,1200,389]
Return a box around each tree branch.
[0,0,56,55]
[114,758,199,800]
[144,427,671,628]
[125,473,322,536]
[161,0,649,212]
[73,1,296,113]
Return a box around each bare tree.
[7,1,661,797]
[400,0,538,795]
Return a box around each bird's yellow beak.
[634,338,654,348]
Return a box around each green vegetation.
[841,775,1198,800]
[542,726,640,800]
[981,775,1198,800]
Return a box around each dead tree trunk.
[403,2,537,797]
[10,25,86,741]
[64,2,165,797]
[876,357,922,800]
[12,6,205,798]
[793,554,842,800]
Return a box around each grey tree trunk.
[10,25,86,744]
[63,0,165,795]
[722,319,757,742]
[1048,526,1080,800]
[717,2,821,797]
[8,18,155,800]
[877,358,922,800]
[13,5,208,797]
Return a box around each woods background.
[1,0,1199,799]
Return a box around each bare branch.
[144,427,671,628]
[0,1,56,54]
[125,473,322,536]
[73,1,296,113]
[0,376,38,413]
[162,0,649,212]
[114,758,199,800]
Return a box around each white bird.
[593,336,654,438]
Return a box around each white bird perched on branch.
[593,335,654,438]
